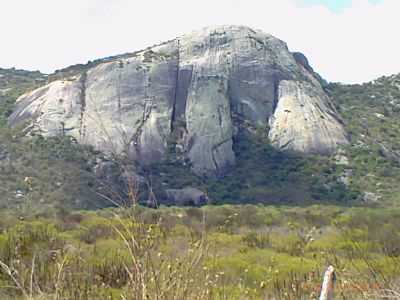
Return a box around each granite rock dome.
[9,25,348,176]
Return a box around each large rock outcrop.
[9,25,348,176]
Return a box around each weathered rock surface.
[9,25,348,176]
[268,80,348,154]
[362,191,381,203]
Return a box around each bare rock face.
[9,25,348,176]
[268,81,348,154]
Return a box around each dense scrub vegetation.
[150,130,360,205]
[0,128,108,211]
[328,74,400,204]
[1,205,400,299]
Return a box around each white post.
[319,265,335,300]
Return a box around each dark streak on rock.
[171,39,180,133]
[79,71,87,139]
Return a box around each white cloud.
[0,0,399,83]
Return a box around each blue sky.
[303,0,381,12]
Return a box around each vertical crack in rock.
[175,66,192,124]
[79,71,87,140]
[129,68,153,153]
[130,105,152,153]
[267,75,281,135]
[171,39,180,133]
[211,147,220,174]
[217,106,223,127]
[211,138,232,175]
[279,138,295,150]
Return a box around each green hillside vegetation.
[149,130,359,205]
[328,74,400,204]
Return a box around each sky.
[0,0,398,83]
[303,0,381,12]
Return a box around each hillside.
[1,30,400,210]
[0,68,106,211]
[328,74,400,204]
[2,71,400,209]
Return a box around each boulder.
[362,192,380,203]
[165,187,208,206]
